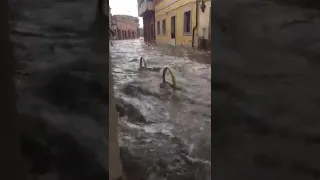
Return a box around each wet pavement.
[111,39,211,180]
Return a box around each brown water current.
[111,39,211,180]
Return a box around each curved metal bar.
[162,67,177,89]
[139,57,147,68]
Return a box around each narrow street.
[111,39,211,180]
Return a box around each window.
[162,19,166,35]
[183,10,191,34]
[171,16,176,39]
[157,21,160,35]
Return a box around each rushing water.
[111,39,211,180]
[10,0,211,177]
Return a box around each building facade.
[111,15,140,40]
[138,0,155,43]
[137,0,211,49]
[197,0,211,49]
[154,0,198,47]
[110,16,117,40]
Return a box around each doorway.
[170,16,176,45]
[117,29,121,39]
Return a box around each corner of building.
[138,0,156,43]
[197,0,211,50]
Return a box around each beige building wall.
[197,0,211,49]
[155,0,197,46]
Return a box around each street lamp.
[200,0,206,13]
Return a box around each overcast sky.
[109,0,143,27]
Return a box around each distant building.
[111,15,139,40]
[138,0,155,43]
[111,16,117,39]
[109,6,116,39]
[109,6,112,28]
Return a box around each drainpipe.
[192,0,199,48]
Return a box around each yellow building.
[154,0,198,47]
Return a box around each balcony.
[138,0,154,17]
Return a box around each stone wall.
[113,15,139,39]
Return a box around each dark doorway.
[117,29,121,39]
[170,16,176,45]
[146,25,150,42]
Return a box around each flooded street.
[9,0,211,177]
[111,39,211,180]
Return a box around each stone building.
[111,15,139,40]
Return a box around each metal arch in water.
[162,67,177,90]
[139,57,147,68]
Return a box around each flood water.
[111,39,211,180]
[9,0,211,177]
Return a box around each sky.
[109,0,143,27]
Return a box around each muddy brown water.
[111,39,211,180]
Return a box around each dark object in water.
[139,57,147,68]
[116,104,126,117]
[139,57,161,72]
[150,67,161,72]
[129,58,138,62]
[140,67,161,72]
